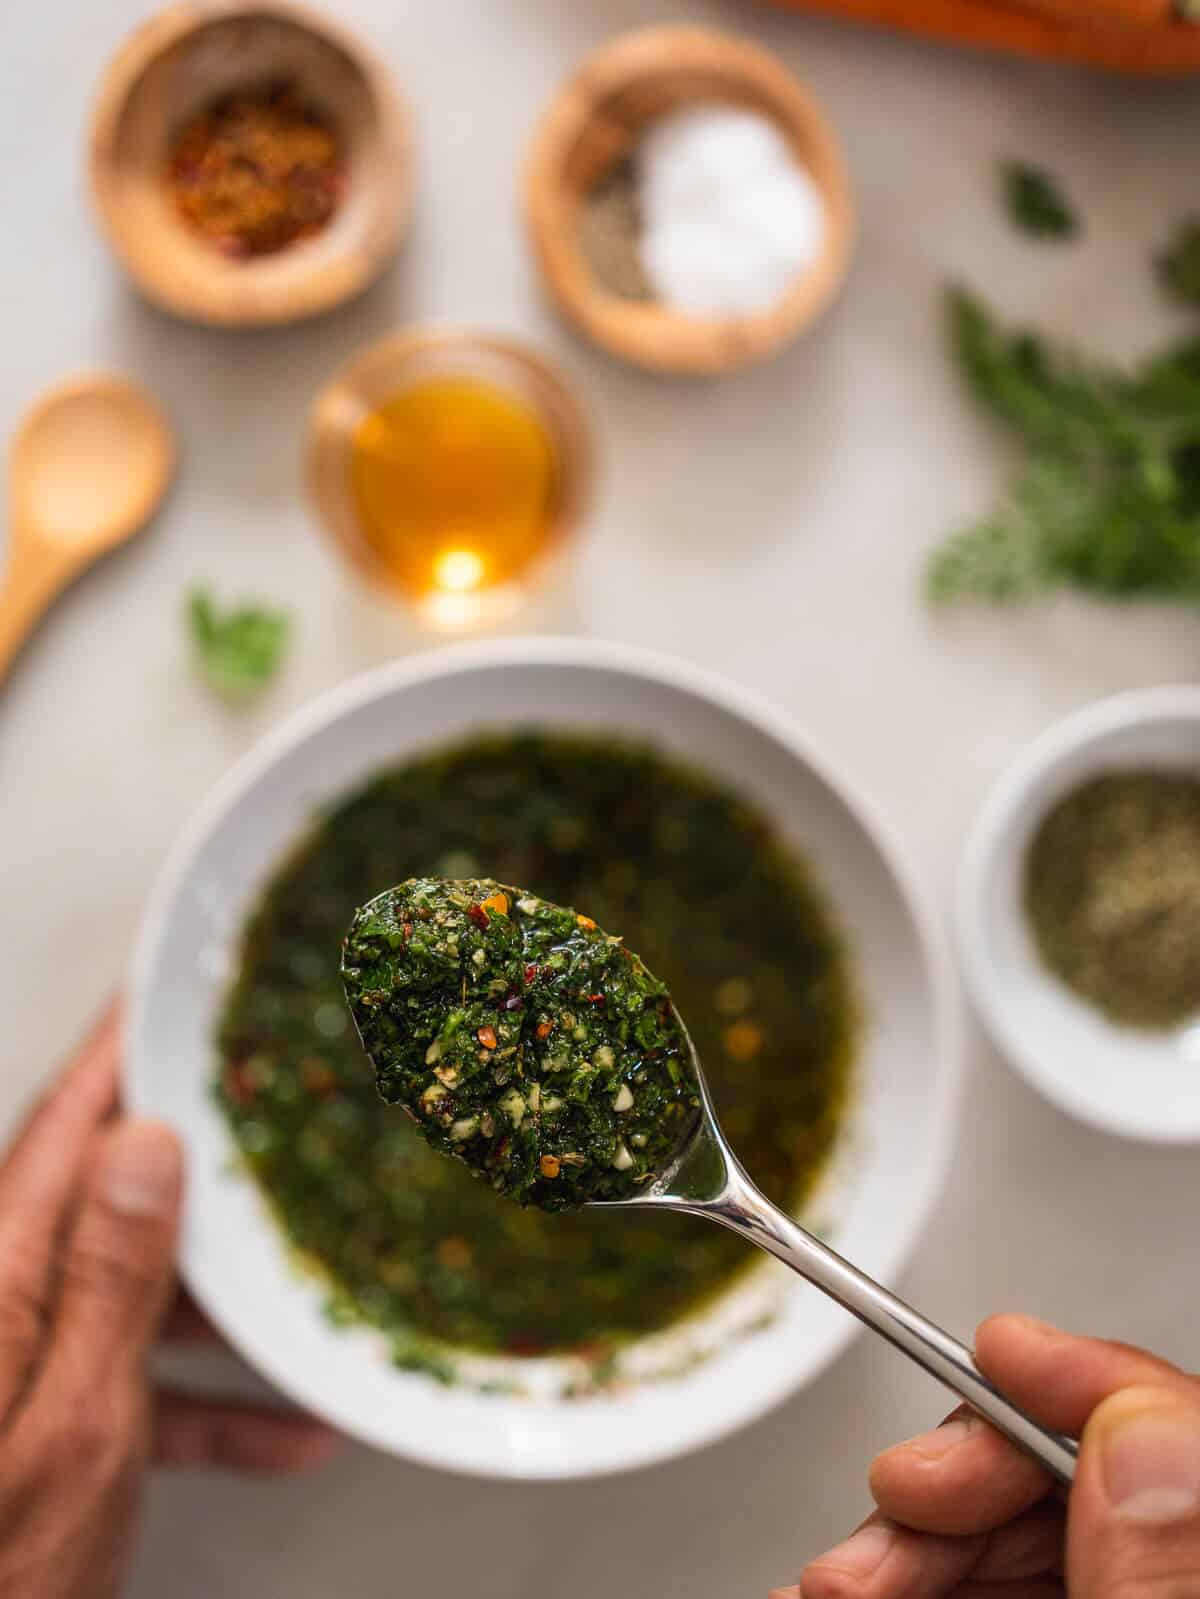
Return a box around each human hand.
[0,1004,338,1599]
[774,1314,1200,1598]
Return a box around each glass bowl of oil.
[305,329,593,628]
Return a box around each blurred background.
[2,1,1199,1594]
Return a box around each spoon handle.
[0,534,71,684]
[705,1172,1078,1485]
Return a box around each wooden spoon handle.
[0,534,73,684]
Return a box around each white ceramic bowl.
[960,685,1200,1144]
[128,638,960,1479]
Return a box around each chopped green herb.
[1001,162,1077,240]
[928,287,1200,606]
[1025,771,1200,1029]
[390,1338,457,1385]
[343,879,700,1209]
[1157,218,1200,309]
[187,587,291,700]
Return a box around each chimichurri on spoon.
[344,875,1079,1486]
[342,878,700,1210]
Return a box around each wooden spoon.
[0,373,174,682]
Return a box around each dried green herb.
[928,288,1200,605]
[1157,219,1200,308]
[188,587,291,700]
[1001,162,1077,240]
[343,878,700,1210]
[1025,771,1200,1029]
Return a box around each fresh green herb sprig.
[928,288,1200,606]
[1001,162,1077,240]
[1157,219,1200,309]
[187,588,291,700]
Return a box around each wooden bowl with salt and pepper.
[524,25,854,376]
[89,0,412,327]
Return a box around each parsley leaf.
[1001,162,1078,240]
[928,288,1200,606]
[187,588,291,700]
[1157,219,1200,308]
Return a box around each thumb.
[1069,1384,1200,1598]
[43,1120,183,1397]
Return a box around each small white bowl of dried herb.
[960,686,1200,1143]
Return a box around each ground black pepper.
[576,164,653,301]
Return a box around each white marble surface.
[2,3,1198,1595]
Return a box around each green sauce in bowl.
[215,733,855,1362]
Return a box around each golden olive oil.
[349,376,559,604]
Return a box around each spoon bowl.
[0,372,174,682]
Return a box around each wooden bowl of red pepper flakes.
[89,1,413,327]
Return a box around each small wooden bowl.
[305,328,594,629]
[89,0,413,327]
[524,25,854,376]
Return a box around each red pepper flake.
[402,921,413,942]
[301,1058,336,1099]
[467,903,489,929]
[223,1063,255,1106]
[477,1025,498,1049]
[524,963,539,985]
[587,993,606,1005]
[167,80,343,260]
[506,1334,547,1356]
[723,1019,763,1063]
[573,1340,610,1364]
[576,914,597,930]
[535,1021,553,1040]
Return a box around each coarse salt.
[637,105,826,319]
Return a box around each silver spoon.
[345,878,1077,1485]
[592,1020,1078,1486]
